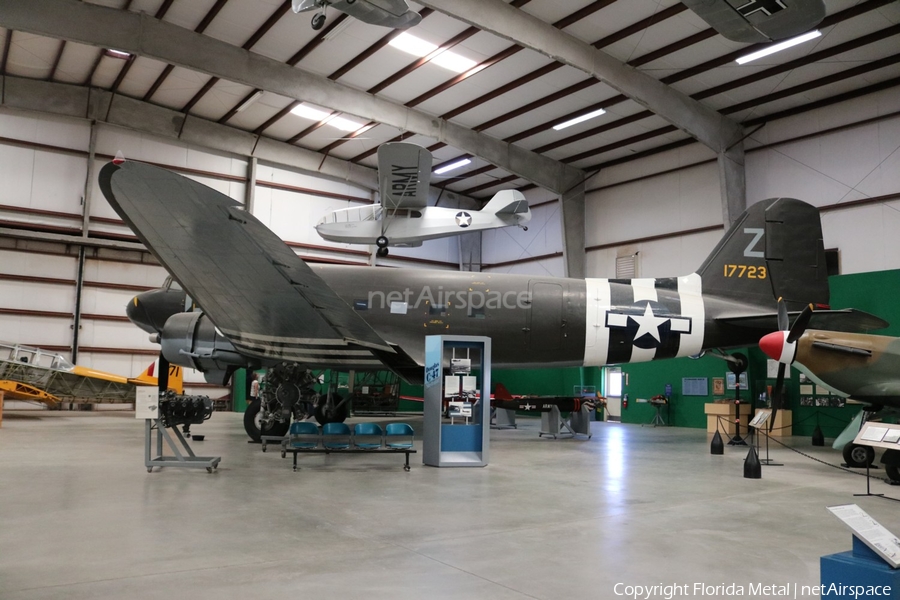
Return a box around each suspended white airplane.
[315,143,532,257]
[292,0,422,31]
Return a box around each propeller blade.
[158,352,170,393]
[769,362,786,432]
[787,303,814,344]
[776,297,789,331]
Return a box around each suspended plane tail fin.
[481,189,532,226]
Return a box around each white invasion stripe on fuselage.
[675,273,705,358]
[629,278,659,364]
[583,278,612,367]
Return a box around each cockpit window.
[163,276,182,291]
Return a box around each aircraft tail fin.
[494,382,514,400]
[130,360,184,394]
[696,198,829,311]
[482,189,530,216]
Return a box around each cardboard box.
[705,402,751,434]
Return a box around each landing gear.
[244,398,290,443]
[314,392,349,425]
[886,464,900,483]
[311,12,326,29]
[843,442,875,468]
[375,235,389,257]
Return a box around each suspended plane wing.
[682,0,825,43]
[293,0,421,30]
[99,161,394,368]
[378,142,432,210]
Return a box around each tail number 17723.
[723,264,767,279]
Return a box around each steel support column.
[717,141,747,226]
[560,180,586,279]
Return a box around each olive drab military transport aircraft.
[292,0,421,31]
[681,0,825,44]
[99,160,886,441]
[315,143,532,258]
[760,306,900,481]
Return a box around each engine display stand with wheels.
[144,418,220,473]
[137,386,220,473]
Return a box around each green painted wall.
[618,354,751,428]
[232,369,247,412]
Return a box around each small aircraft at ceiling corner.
[315,142,532,258]
[292,0,422,31]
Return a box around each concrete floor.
[1,411,897,600]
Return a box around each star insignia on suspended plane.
[455,212,472,228]
[605,300,692,349]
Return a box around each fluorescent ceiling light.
[328,116,365,131]
[389,32,476,73]
[291,103,332,121]
[552,108,607,131]
[434,158,471,175]
[431,52,476,73]
[235,90,263,113]
[104,48,132,60]
[735,30,822,65]
[390,32,436,56]
[290,103,363,131]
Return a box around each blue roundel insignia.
[455,212,472,228]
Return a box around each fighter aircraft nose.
[759,331,792,363]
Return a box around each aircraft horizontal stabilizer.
[99,161,394,365]
[717,309,889,333]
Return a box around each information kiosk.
[423,335,491,467]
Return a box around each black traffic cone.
[711,430,724,455]
[744,445,762,479]
[812,424,825,446]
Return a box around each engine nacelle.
[160,311,251,385]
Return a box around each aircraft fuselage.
[311,266,769,369]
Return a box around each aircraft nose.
[759,331,788,362]
[125,296,157,334]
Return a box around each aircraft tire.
[314,395,349,425]
[311,13,326,30]
[376,235,389,248]
[244,398,290,442]
[842,443,875,468]
[728,352,748,374]
[376,247,389,258]
[886,464,900,483]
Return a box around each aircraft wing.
[378,142,432,210]
[336,0,422,30]
[99,161,394,365]
[682,0,825,43]
[716,309,889,332]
